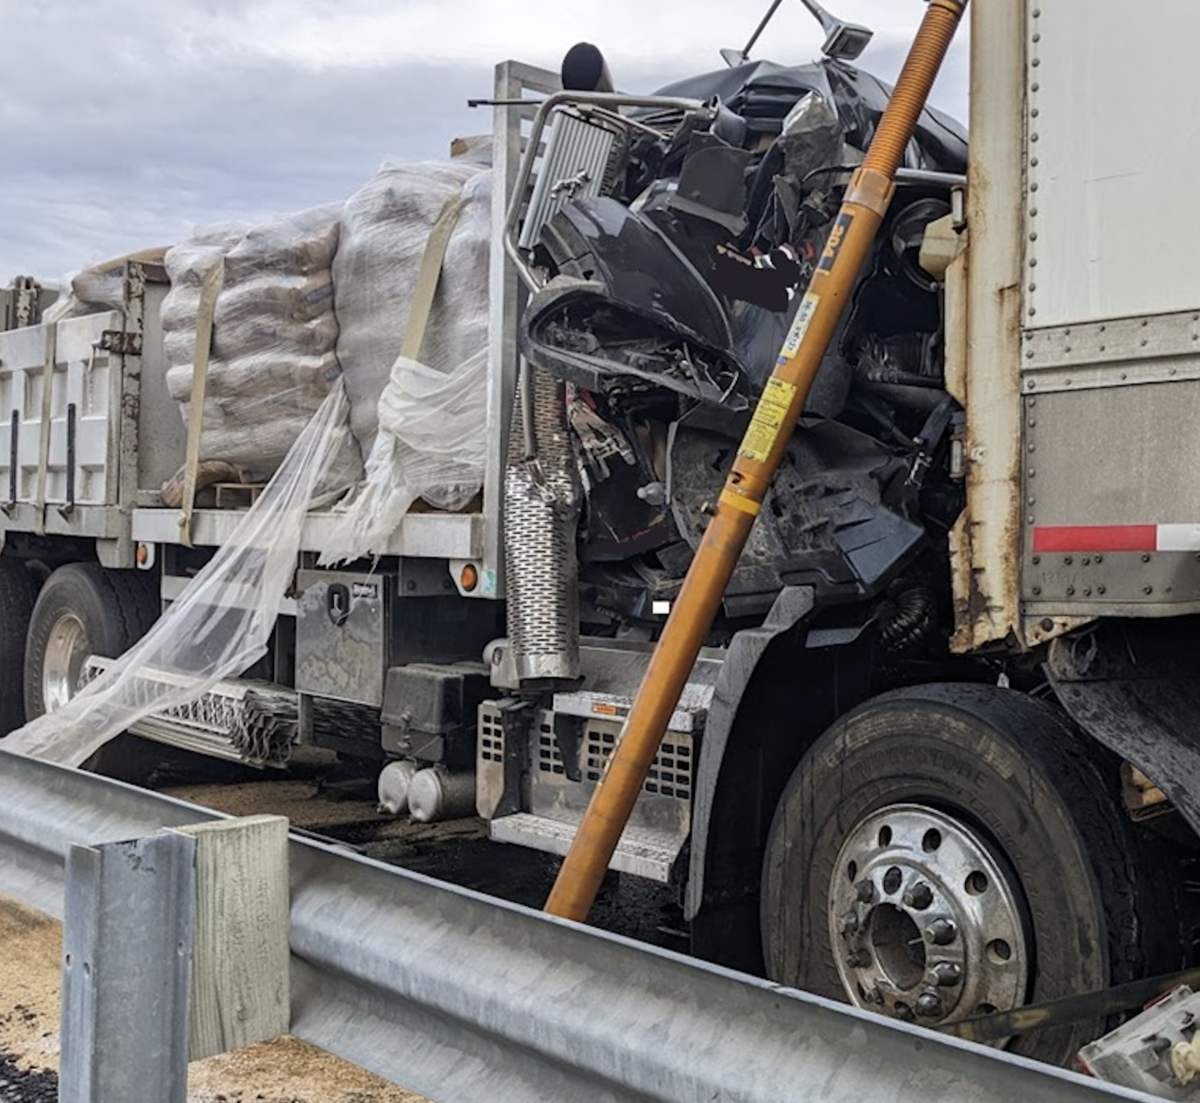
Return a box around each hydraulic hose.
[545,0,969,922]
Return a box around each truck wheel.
[761,683,1181,1067]
[23,563,161,780]
[0,559,40,736]
[24,563,158,719]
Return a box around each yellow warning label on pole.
[738,377,798,462]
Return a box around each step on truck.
[3,0,1200,1070]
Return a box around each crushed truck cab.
[3,0,1200,1075]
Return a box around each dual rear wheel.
[0,559,159,776]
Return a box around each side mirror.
[798,0,874,60]
[721,0,874,67]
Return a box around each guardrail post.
[173,814,290,1059]
[60,832,197,1103]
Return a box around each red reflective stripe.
[1031,525,1158,553]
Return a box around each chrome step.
[489,811,682,883]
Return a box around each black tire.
[24,563,161,781]
[0,558,40,736]
[761,683,1182,1066]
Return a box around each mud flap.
[1047,625,1200,838]
[684,585,816,920]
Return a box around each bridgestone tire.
[23,563,160,780]
[761,683,1182,1067]
[0,559,40,736]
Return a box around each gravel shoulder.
[0,892,428,1103]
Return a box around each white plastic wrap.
[162,205,361,484]
[2,381,353,768]
[319,347,489,564]
[334,163,491,459]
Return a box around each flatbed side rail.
[0,750,1146,1103]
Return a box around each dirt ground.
[0,892,428,1103]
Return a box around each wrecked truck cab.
[511,49,966,639]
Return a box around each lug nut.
[903,882,933,910]
[841,909,861,937]
[846,949,872,969]
[855,879,876,904]
[930,961,962,987]
[862,986,884,1006]
[893,1002,916,1023]
[915,990,944,1019]
[925,918,957,946]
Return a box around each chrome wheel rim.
[42,612,89,713]
[829,803,1028,1030]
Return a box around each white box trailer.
[5,0,1200,1070]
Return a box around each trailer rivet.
[1032,555,1041,565]
[1095,554,1103,563]
[1142,554,1152,563]
[1144,586,1154,595]
[1083,587,1092,597]
[1081,556,1090,566]
[1066,586,1075,596]
[1097,585,1106,595]
[1032,586,1042,596]
[1040,618,1054,632]
[1063,556,1073,565]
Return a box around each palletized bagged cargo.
[332,160,490,460]
[162,205,362,486]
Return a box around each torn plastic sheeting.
[2,380,354,769]
[318,347,489,565]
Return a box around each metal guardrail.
[0,749,1154,1103]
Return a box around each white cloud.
[0,0,969,278]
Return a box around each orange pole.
[545,0,969,922]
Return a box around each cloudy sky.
[0,1,969,281]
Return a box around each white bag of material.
[162,204,361,485]
[1,381,353,768]
[319,347,489,564]
[334,162,491,459]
